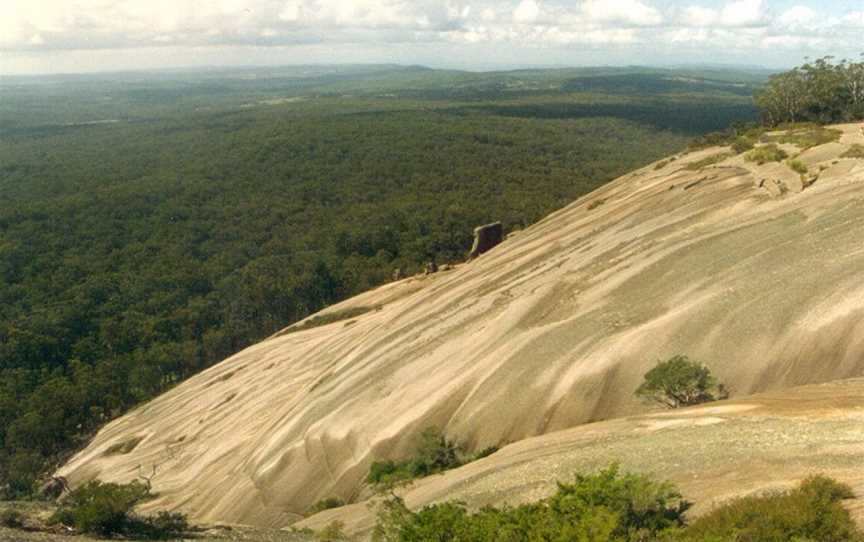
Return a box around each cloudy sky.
[1,0,862,75]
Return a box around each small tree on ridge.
[636,355,728,409]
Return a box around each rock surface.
[59,124,864,528]
[298,378,864,535]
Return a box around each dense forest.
[0,65,763,496]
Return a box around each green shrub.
[367,427,463,489]
[311,497,346,514]
[675,475,862,542]
[50,480,188,539]
[102,436,145,456]
[787,159,808,175]
[746,144,788,165]
[316,520,347,541]
[731,136,756,154]
[472,445,499,461]
[842,144,864,159]
[372,464,689,542]
[636,355,728,409]
[0,509,24,528]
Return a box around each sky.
[1,0,863,75]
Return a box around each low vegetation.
[678,475,862,542]
[372,466,862,542]
[279,306,380,336]
[636,355,728,409]
[310,497,346,514]
[766,125,843,149]
[842,144,864,158]
[367,427,463,489]
[102,436,145,457]
[684,152,732,171]
[787,159,808,175]
[746,144,788,165]
[49,480,189,539]
[366,427,500,490]
[0,508,24,528]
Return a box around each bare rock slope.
[60,124,864,527]
[299,378,864,534]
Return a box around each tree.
[635,355,728,409]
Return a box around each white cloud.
[1,0,863,74]
[680,6,718,27]
[581,0,662,27]
[719,0,767,27]
[777,6,816,28]
[513,0,540,24]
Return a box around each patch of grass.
[279,306,381,336]
[685,152,732,171]
[316,520,346,541]
[471,445,500,461]
[310,497,345,514]
[764,125,842,150]
[731,135,756,154]
[787,159,808,175]
[102,436,145,457]
[0,509,24,528]
[841,144,864,159]
[746,144,788,165]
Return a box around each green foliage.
[471,445,499,461]
[50,480,188,539]
[372,464,689,542]
[311,497,346,514]
[841,144,864,158]
[316,520,347,541]
[0,67,759,495]
[0,508,24,528]
[674,476,862,542]
[367,427,463,488]
[765,125,843,149]
[685,152,733,171]
[636,355,728,409]
[280,306,380,336]
[102,436,145,457]
[746,144,788,165]
[731,136,756,154]
[756,56,864,126]
[787,159,808,175]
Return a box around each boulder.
[39,476,69,500]
[468,222,504,260]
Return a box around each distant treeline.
[756,56,864,125]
